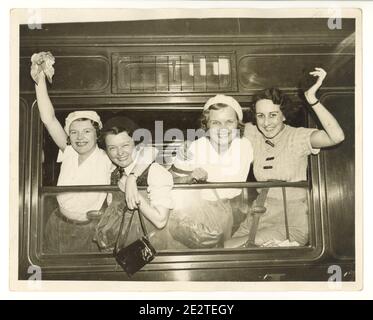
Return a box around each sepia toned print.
[10,7,362,291]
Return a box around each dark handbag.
[113,209,156,276]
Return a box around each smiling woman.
[31,53,157,253]
[225,68,345,248]
[255,100,286,139]
[68,119,100,163]
[94,117,174,251]
[31,55,115,252]
[168,95,253,248]
[104,128,137,169]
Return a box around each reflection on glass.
[143,56,156,91]
[40,185,309,255]
[156,56,169,91]
[238,54,354,89]
[206,55,219,90]
[168,186,309,250]
[129,56,144,90]
[193,55,206,91]
[168,56,182,91]
[41,194,105,254]
[181,56,194,91]
[115,54,234,93]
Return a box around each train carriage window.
[35,105,321,261]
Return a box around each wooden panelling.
[321,93,355,259]
[20,18,355,41]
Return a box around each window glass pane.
[180,55,194,91]
[116,55,131,91]
[129,55,144,91]
[190,55,206,91]
[155,56,169,91]
[166,186,310,250]
[206,55,219,90]
[40,185,310,255]
[41,193,107,254]
[40,109,311,256]
[21,55,110,93]
[238,54,354,89]
[143,56,156,91]
[168,56,182,92]
[218,56,232,89]
[113,53,235,93]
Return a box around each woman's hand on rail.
[190,168,208,183]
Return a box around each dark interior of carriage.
[18,18,356,281]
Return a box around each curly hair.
[199,103,245,137]
[66,118,101,145]
[248,88,302,125]
[99,116,142,147]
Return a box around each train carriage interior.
[18,18,356,281]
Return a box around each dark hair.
[199,103,245,137]
[249,88,301,125]
[100,116,141,147]
[66,118,100,145]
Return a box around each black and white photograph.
[9,6,362,291]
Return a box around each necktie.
[118,167,125,178]
[111,167,126,185]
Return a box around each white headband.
[203,94,243,121]
[64,111,103,134]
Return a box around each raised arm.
[304,68,345,148]
[33,63,67,151]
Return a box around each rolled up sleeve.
[293,127,320,156]
[147,164,174,209]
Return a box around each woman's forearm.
[35,74,57,125]
[304,68,345,148]
[138,194,169,229]
[311,102,345,144]
[34,73,67,149]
